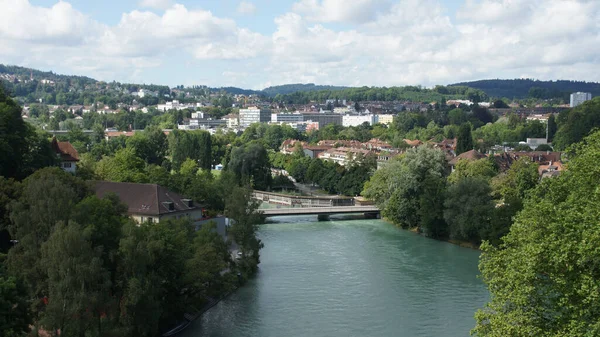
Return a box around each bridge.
[261,206,380,219]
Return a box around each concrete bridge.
[261,206,380,220]
[252,190,356,207]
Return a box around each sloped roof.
[449,149,486,165]
[51,137,79,162]
[94,181,202,216]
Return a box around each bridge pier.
[364,212,381,219]
[317,214,330,221]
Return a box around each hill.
[261,83,348,96]
[450,79,600,100]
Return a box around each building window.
[148,217,154,223]
[63,162,72,168]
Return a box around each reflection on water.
[180,215,489,337]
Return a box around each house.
[448,149,487,171]
[94,181,206,226]
[303,145,331,159]
[51,137,79,174]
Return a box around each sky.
[0,0,598,90]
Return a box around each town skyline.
[1,0,599,89]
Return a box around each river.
[180,215,489,337]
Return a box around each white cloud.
[1,0,600,88]
[292,0,390,24]
[237,1,257,15]
[138,0,172,10]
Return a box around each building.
[301,113,343,128]
[271,113,304,123]
[94,181,206,225]
[448,149,487,171]
[570,92,592,107]
[342,114,376,127]
[318,147,372,166]
[239,106,271,127]
[526,138,548,149]
[222,114,239,128]
[51,137,79,174]
[303,145,331,159]
[375,114,394,125]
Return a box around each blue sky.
[1,0,599,89]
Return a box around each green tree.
[227,141,272,190]
[553,97,600,150]
[547,114,557,142]
[444,177,494,244]
[362,146,447,236]
[95,148,147,183]
[456,123,473,155]
[473,130,600,336]
[0,265,31,337]
[225,186,263,276]
[448,158,497,184]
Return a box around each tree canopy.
[474,129,600,336]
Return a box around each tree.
[473,130,600,336]
[225,186,263,275]
[362,146,447,236]
[95,148,147,183]
[448,158,497,184]
[0,265,31,337]
[227,141,272,191]
[456,123,474,155]
[535,144,553,151]
[547,114,557,142]
[354,101,360,112]
[0,86,48,180]
[444,177,494,244]
[553,97,600,150]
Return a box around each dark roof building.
[94,181,205,224]
[448,149,487,166]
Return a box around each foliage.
[473,130,600,336]
[456,123,474,155]
[0,264,31,337]
[225,186,264,276]
[448,158,497,184]
[450,78,600,100]
[0,86,56,180]
[444,177,494,244]
[553,97,600,150]
[168,130,212,171]
[362,146,447,237]
[227,141,272,191]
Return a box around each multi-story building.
[239,106,271,127]
[301,113,342,128]
[342,114,376,127]
[570,92,592,107]
[271,113,304,123]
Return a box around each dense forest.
[450,79,600,100]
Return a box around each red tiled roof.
[449,149,486,165]
[51,137,79,162]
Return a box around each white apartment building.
[239,106,271,127]
[570,92,592,107]
[342,114,376,127]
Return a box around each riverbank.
[396,219,481,250]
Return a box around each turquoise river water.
[180,215,489,337]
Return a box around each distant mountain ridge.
[3,64,599,100]
[449,79,600,99]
